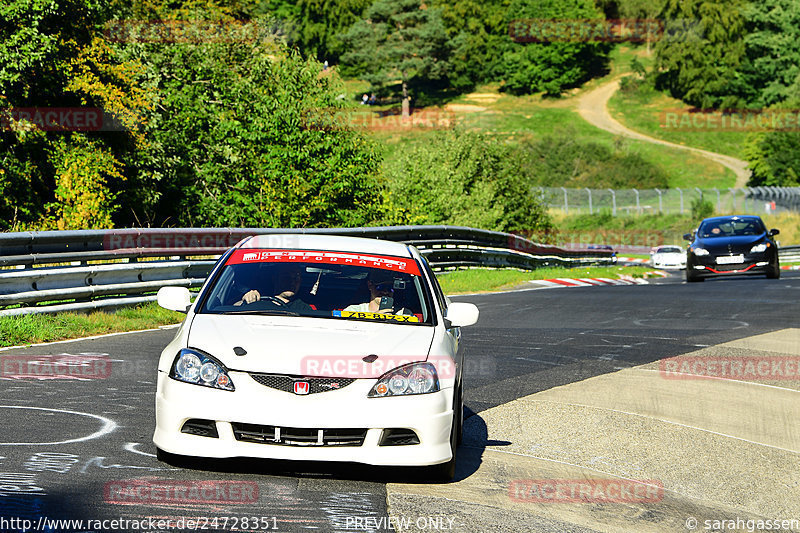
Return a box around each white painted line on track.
[0,406,117,446]
[124,442,157,458]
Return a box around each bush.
[691,196,714,221]
[511,129,669,189]
[380,129,552,234]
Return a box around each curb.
[532,276,647,288]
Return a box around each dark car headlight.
[691,247,710,256]
[750,243,769,253]
[368,362,440,397]
[169,348,235,391]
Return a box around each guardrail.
[0,226,613,316]
[780,245,800,263]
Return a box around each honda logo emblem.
[293,381,310,395]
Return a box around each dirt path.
[577,80,751,188]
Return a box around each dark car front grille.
[231,423,366,447]
[249,373,356,394]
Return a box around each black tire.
[686,270,704,282]
[767,262,781,279]
[455,382,464,446]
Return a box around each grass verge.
[0,302,185,348]
[437,265,658,295]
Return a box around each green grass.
[437,265,657,295]
[608,81,749,162]
[0,302,185,348]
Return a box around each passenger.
[234,264,313,312]
[346,270,404,314]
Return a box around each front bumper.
[153,371,454,466]
[687,254,775,278]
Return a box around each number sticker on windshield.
[333,310,420,323]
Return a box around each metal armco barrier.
[779,245,800,263]
[0,226,613,316]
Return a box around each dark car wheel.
[455,381,464,446]
[766,263,781,279]
[686,269,704,282]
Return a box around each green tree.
[293,0,373,62]
[113,8,384,227]
[654,0,748,109]
[340,0,451,117]
[431,0,510,90]
[499,0,612,96]
[381,129,552,234]
[736,0,800,108]
[744,122,800,187]
[0,0,149,230]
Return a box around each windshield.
[656,246,683,254]
[698,218,765,238]
[198,249,433,325]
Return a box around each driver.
[234,264,313,312]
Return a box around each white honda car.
[650,245,687,270]
[153,234,479,480]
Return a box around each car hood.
[695,234,767,253]
[186,314,435,376]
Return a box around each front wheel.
[766,262,781,279]
[686,269,704,282]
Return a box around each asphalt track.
[1,271,799,532]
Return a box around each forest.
[1,0,798,232]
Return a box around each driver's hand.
[234,290,261,306]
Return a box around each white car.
[153,234,479,480]
[650,245,687,269]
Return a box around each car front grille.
[249,373,356,394]
[230,423,367,447]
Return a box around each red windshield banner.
[226,249,421,275]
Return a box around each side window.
[420,256,447,313]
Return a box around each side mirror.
[157,286,192,313]
[445,302,479,328]
[682,233,692,241]
[769,228,780,236]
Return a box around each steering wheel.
[263,296,287,306]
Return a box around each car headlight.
[692,247,710,256]
[368,362,440,397]
[169,348,235,391]
[750,243,769,253]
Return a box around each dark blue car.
[683,215,780,282]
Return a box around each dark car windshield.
[698,218,766,238]
[198,249,433,325]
